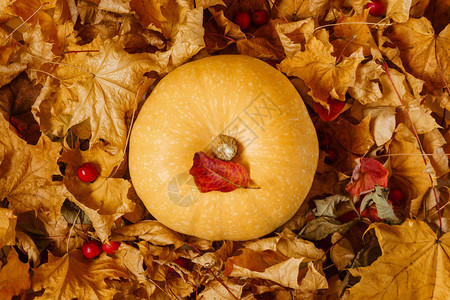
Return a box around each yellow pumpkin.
[129,55,318,241]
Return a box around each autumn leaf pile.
[0,0,449,299]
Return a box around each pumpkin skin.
[129,55,318,241]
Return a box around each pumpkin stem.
[211,134,238,161]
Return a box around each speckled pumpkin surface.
[129,55,318,241]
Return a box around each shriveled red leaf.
[345,158,389,196]
[189,152,250,193]
[312,98,346,122]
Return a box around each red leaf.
[313,98,346,121]
[189,152,250,193]
[345,158,389,196]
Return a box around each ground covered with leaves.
[0,0,449,299]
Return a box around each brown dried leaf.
[279,36,365,105]
[386,124,434,215]
[15,228,40,266]
[345,219,450,299]
[331,10,381,59]
[386,18,450,92]
[330,232,355,271]
[348,60,384,105]
[112,220,185,248]
[0,115,66,216]
[60,141,135,242]
[331,116,375,155]
[33,37,161,154]
[0,248,31,299]
[275,0,330,22]
[32,250,129,300]
[0,208,17,249]
[423,129,450,178]
[275,18,315,57]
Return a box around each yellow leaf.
[279,36,365,104]
[386,124,434,215]
[364,106,396,146]
[112,220,185,248]
[224,229,327,291]
[32,250,129,300]
[275,18,315,57]
[275,0,330,22]
[0,115,67,216]
[331,10,381,59]
[36,37,161,154]
[0,208,16,249]
[386,18,450,92]
[15,228,40,266]
[345,219,450,300]
[331,116,375,155]
[348,60,384,105]
[386,0,411,23]
[0,248,31,299]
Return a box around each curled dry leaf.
[189,151,251,193]
[112,220,185,248]
[346,158,389,196]
[224,229,327,291]
[15,228,40,266]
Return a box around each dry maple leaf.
[386,17,449,92]
[0,115,67,215]
[344,219,450,299]
[275,0,330,22]
[331,116,375,155]
[32,250,129,300]
[279,35,365,106]
[60,143,135,241]
[386,124,434,216]
[33,36,160,154]
[189,151,251,193]
[0,208,17,249]
[331,10,381,59]
[0,248,31,299]
[275,18,315,58]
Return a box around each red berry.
[251,9,269,26]
[234,11,251,30]
[102,241,120,254]
[388,188,405,206]
[82,240,102,259]
[368,0,386,16]
[324,148,339,164]
[77,163,98,183]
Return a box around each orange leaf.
[346,158,389,196]
[189,151,250,193]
